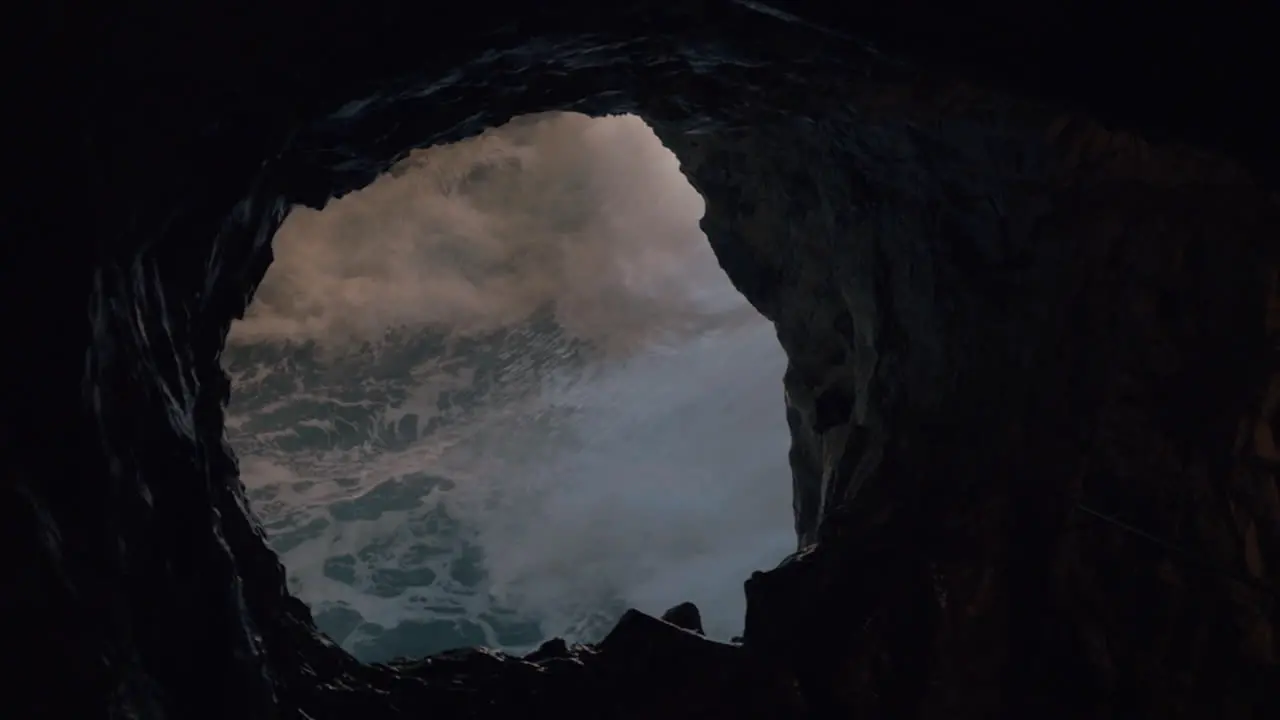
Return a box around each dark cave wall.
[659,96,1280,716]
[5,2,1280,719]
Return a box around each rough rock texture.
[666,107,1280,719]
[5,1,1280,719]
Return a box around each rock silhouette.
[660,602,706,635]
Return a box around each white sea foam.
[224,111,794,660]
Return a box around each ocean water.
[222,112,795,662]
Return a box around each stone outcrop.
[660,602,706,635]
[4,2,1278,719]
[665,116,1280,717]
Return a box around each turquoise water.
[223,112,795,662]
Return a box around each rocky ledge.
[3,1,1279,719]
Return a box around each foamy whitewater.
[222,112,795,662]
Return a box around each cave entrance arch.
[223,111,796,662]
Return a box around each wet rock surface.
[5,1,1280,719]
[660,602,706,635]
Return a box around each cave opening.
[222,111,796,661]
[11,4,1280,719]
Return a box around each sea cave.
[5,2,1279,719]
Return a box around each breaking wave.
[223,112,794,661]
